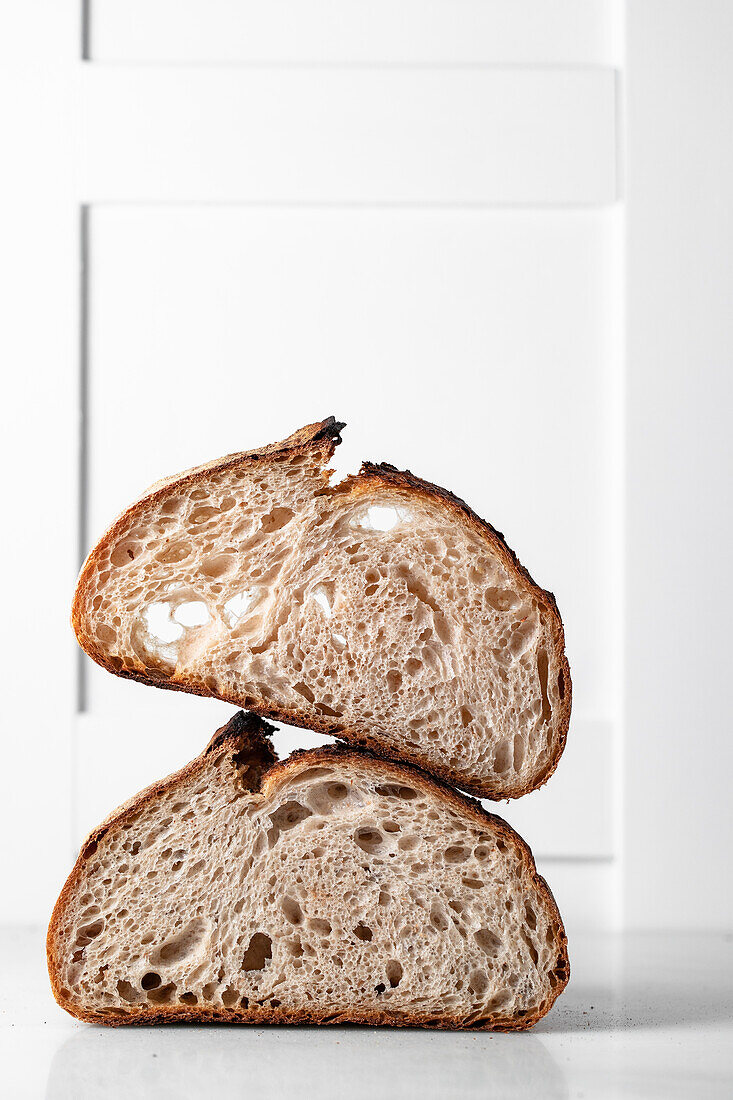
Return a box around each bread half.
[48,713,569,1029]
[73,418,571,799]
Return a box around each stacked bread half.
[49,418,571,1029]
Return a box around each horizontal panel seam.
[81,60,621,74]
[81,200,622,211]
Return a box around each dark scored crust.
[47,713,570,1030]
[72,417,571,800]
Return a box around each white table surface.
[1,926,731,1099]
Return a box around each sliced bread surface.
[72,418,571,798]
[48,713,569,1029]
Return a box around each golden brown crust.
[72,417,571,800]
[47,713,569,1031]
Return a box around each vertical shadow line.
[81,0,91,61]
[77,205,90,715]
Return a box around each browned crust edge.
[72,417,571,800]
[47,713,570,1031]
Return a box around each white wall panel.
[624,0,733,930]
[90,0,622,65]
[0,0,625,928]
[0,1,79,923]
[80,66,617,205]
[79,204,621,870]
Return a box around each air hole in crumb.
[354,828,383,853]
[147,983,176,1004]
[430,903,449,931]
[315,701,343,718]
[537,649,552,723]
[293,682,315,704]
[224,589,258,627]
[156,541,190,564]
[354,923,373,942]
[311,586,333,619]
[308,918,332,936]
[173,601,210,628]
[486,991,511,1012]
[76,919,104,946]
[281,897,303,925]
[493,739,513,774]
[374,784,416,800]
[141,602,183,645]
[474,928,502,957]
[150,918,208,966]
[269,801,312,832]
[294,767,333,783]
[354,505,410,532]
[141,972,161,990]
[242,932,273,971]
[110,541,138,567]
[386,960,403,987]
[159,496,184,516]
[484,587,520,612]
[260,506,294,532]
[190,506,219,525]
[469,969,489,996]
[444,845,470,864]
[386,670,402,693]
[200,553,236,579]
[551,963,568,988]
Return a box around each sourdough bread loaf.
[48,713,569,1029]
[73,419,571,799]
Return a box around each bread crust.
[72,417,571,800]
[47,713,569,1031]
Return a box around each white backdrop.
[1,1,731,935]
